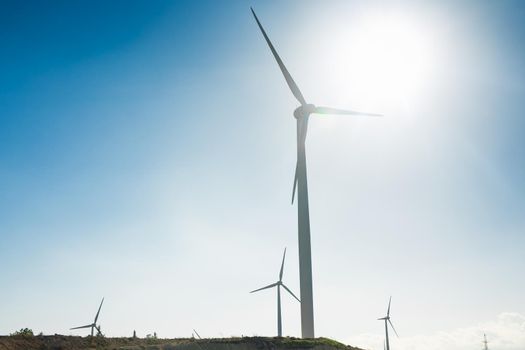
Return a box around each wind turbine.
[70,297,104,337]
[378,297,399,350]
[250,248,300,337]
[251,8,381,338]
[482,333,489,350]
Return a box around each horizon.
[1,1,524,350]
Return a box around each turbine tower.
[378,297,399,350]
[482,334,489,350]
[250,248,300,337]
[251,8,381,338]
[70,297,104,337]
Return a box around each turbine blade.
[70,324,94,330]
[293,114,308,205]
[94,297,104,323]
[281,284,301,302]
[378,317,387,320]
[291,162,298,204]
[314,106,382,117]
[279,248,287,281]
[193,329,202,339]
[250,282,278,293]
[299,115,309,145]
[251,7,307,106]
[388,319,399,338]
[387,296,392,317]
[293,114,308,204]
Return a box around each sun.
[315,10,438,115]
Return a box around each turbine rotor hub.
[293,104,315,119]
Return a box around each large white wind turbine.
[378,297,399,350]
[251,8,380,338]
[250,248,300,337]
[70,297,104,337]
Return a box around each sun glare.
[353,13,435,109]
[316,10,438,115]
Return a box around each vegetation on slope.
[0,335,364,350]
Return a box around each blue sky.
[1,1,524,349]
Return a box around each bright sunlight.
[315,9,439,115]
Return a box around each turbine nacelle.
[293,104,316,119]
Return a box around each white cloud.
[346,313,525,350]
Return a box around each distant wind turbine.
[482,333,489,350]
[192,328,209,350]
[251,8,381,338]
[250,248,300,337]
[193,329,202,339]
[378,297,399,350]
[70,297,104,337]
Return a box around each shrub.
[11,328,34,337]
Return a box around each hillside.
[0,336,365,350]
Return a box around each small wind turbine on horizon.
[250,248,300,337]
[193,329,203,339]
[378,297,399,350]
[482,333,489,350]
[70,297,104,337]
[251,7,381,339]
